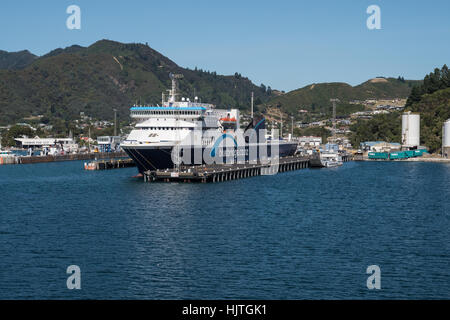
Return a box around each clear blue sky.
[1,0,449,91]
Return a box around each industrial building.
[15,137,77,150]
[401,112,420,149]
[360,141,401,152]
[297,136,322,148]
[443,119,450,158]
[97,136,121,153]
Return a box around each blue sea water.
[0,160,449,299]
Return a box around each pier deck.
[142,154,352,183]
[9,151,128,165]
[85,158,136,170]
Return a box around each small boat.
[309,151,343,168]
[84,162,97,170]
[0,150,16,165]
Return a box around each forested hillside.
[0,50,37,70]
[260,77,420,116]
[0,40,271,127]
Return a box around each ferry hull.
[123,143,298,173]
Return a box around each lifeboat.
[220,116,237,129]
[220,117,236,122]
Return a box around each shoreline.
[0,151,127,165]
[356,157,450,163]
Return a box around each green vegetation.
[349,112,401,147]
[0,50,37,70]
[407,87,450,152]
[293,126,332,143]
[0,40,272,129]
[406,65,450,107]
[261,77,420,117]
[1,125,35,147]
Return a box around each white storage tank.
[402,112,420,147]
[443,119,450,158]
[443,119,450,148]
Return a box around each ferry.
[121,74,298,173]
[0,150,14,157]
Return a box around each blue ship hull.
[123,143,298,173]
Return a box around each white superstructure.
[123,74,240,148]
[402,112,420,147]
[443,119,450,158]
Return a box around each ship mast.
[251,91,254,120]
[168,73,184,172]
[168,73,183,103]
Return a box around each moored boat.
[309,150,343,168]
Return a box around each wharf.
[85,158,136,170]
[16,151,128,165]
[354,156,450,163]
[403,157,450,163]
[143,154,352,183]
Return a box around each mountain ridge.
[0,40,271,128]
[0,40,421,130]
[260,77,421,116]
[0,49,38,70]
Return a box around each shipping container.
[404,150,415,158]
[368,152,389,159]
[389,151,407,160]
[410,149,428,157]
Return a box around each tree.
[260,84,266,93]
[1,125,35,147]
[294,126,331,142]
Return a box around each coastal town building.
[15,137,78,153]
[297,136,322,148]
[360,141,401,152]
[97,136,122,152]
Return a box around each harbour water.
[0,160,449,299]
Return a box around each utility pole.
[330,98,339,137]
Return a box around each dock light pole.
[251,92,254,120]
[291,115,294,137]
[280,112,283,138]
